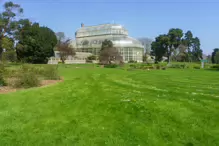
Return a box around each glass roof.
[75,24,128,38]
[71,35,143,48]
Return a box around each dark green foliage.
[191,37,202,61]
[86,55,97,63]
[104,64,119,68]
[152,29,202,63]
[128,60,137,63]
[2,50,17,62]
[129,63,163,70]
[151,34,169,62]
[168,63,202,69]
[0,64,6,86]
[167,28,183,63]
[211,64,219,70]
[182,31,193,61]
[212,48,219,64]
[169,64,188,69]
[101,39,113,50]
[214,51,219,64]
[87,55,97,61]
[16,24,57,64]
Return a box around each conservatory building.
[70,23,144,62]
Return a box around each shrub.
[129,64,138,69]
[192,64,201,69]
[41,65,60,80]
[13,71,40,88]
[86,59,93,63]
[168,63,189,69]
[129,63,155,70]
[0,64,6,86]
[169,64,184,69]
[0,75,5,86]
[104,64,119,68]
[128,60,137,63]
[8,65,40,88]
[2,50,17,62]
[211,64,219,70]
[87,55,97,61]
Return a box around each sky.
[1,0,219,54]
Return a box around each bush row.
[128,62,219,70]
[129,63,167,70]
[1,64,60,88]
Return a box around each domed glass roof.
[76,24,128,38]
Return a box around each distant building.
[69,23,144,62]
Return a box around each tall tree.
[191,37,202,61]
[212,48,219,63]
[151,34,169,62]
[184,31,193,62]
[214,52,219,64]
[0,1,23,57]
[56,39,76,63]
[167,28,183,63]
[16,23,57,63]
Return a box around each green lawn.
[0,65,219,146]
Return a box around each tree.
[183,31,193,61]
[99,40,122,64]
[175,44,187,62]
[214,52,219,64]
[191,37,202,61]
[212,48,219,63]
[167,28,183,63]
[207,55,212,63]
[101,39,113,50]
[56,39,76,63]
[16,23,57,63]
[0,1,23,57]
[151,34,169,62]
[2,50,17,62]
[2,37,14,51]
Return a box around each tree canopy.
[214,51,219,64]
[151,28,202,63]
[0,1,23,57]
[16,23,57,63]
[0,1,59,63]
[212,48,219,64]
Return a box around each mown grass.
[0,64,219,146]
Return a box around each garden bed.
[0,78,63,94]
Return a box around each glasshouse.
[70,23,144,62]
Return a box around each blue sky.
[1,0,219,54]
